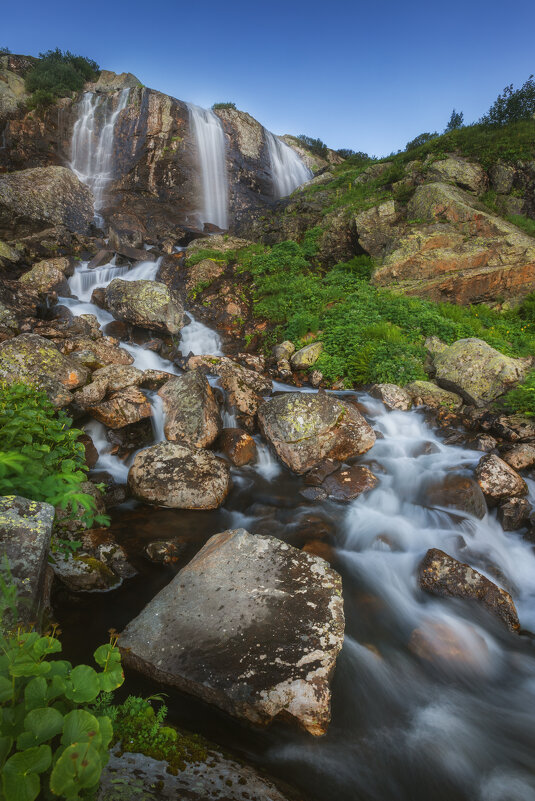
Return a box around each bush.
[405,132,439,151]
[25,48,99,108]
[445,108,464,131]
[0,383,109,534]
[0,47,11,55]
[480,74,535,125]
[503,370,535,416]
[211,102,236,110]
[296,134,329,159]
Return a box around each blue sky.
[3,0,535,156]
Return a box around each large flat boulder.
[430,338,529,407]
[158,370,221,447]
[0,495,54,622]
[0,166,94,238]
[258,391,375,474]
[105,279,184,335]
[120,528,344,735]
[128,442,231,508]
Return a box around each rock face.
[98,750,292,801]
[321,465,379,502]
[0,166,94,238]
[120,529,344,735]
[430,338,529,407]
[158,370,221,448]
[0,333,88,407]
[418,548,520,632]
[128,442,231,508]
[497,497,532,531]
[0,496,54,622]
[475,454,528,504]
[19,256,72,294]
[105,279,184,334]
[427,155,487,193]
[258,392,376,474]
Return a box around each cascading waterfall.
[265,130,313,198]
[70,88,130,223]
[187,103,229,230]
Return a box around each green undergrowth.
[229,238,535,386]
[508,214,535,237]
[504,370,535,416]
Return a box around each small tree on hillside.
[480,74,535,125]
[445,108,464,131]
[405,131,439,151]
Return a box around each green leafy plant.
[0,383,109,534]
[480,74,535,125]
[503,370,535,416]
[296,134,329,158]
[25,48,99,109]
[445,108,464,132]
[211,102,237,110]
[405,131,440,151]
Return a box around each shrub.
[503,370,535,416]
[211,102,237,110]
[25,48,99,108]
[445,108,464,131]
[405,132,440,151]
[0,47,11,55]
[0,383,109,534]
[480,74,535,125]
[296,134,329,159]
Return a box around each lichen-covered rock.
[19,256,72,294]
[497,497,532,531]
[84,385,152,429]
[418,548,520,632]
[0,333,88,407]
[430,338,529,407]
[258,391,376,474]
[120,528,344,735]
[128,442,231,508]
[273,341,295,361]
[218,427,257,466]
[425,473,487,519]
[105,279,184,334]
[405,380,463,410]
[321,465,378,502]
[0,166,94,238]
[0,495,54,622]
[186,258,225,291]
[291,342,323,369]
[158,370,221,448]
[501,443,535,471]
[370,383,412,411]
[427,156,487,193]
[52,554,120,592]
[475,454,528,504]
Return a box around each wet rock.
[291,342,323,369]
[409,620,489,669]
[497,497,532,531]
[105,278,184,334]
[218,427,257,466]
[98,749,292,801]
[302,539,335,565]
[128,442,231,509]
[501,443,535,471]
[158,370,221,448]
[475,454,528,504]
[310,370,323,387]
[120,528,344,735]
[0,333,88,407]
[0,496,54,623]
[426,473,487,518]
[304,458,340,486]
[81,528,136,579]
[106,419,154,457]
[300,486,328,501]
[430,338,529,407]
[52,554,120,592]
[79,432,99,468]
[418,548,520,632]
[405,380,463,410]
[87,249,113,269]
[144,539,187,564]
[19,256,72,294]
[140,368,174,390]
[85,385,152,429]
[490,414,535,443]
[321,465,379,502]
[273,341,295,361]
[258,391,376,474]
[370,383,412,411]
[472,434,498,452]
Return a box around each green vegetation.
[445,109,464,131]
[211,102,237,110]
[0,47,11,55]
[480,74,535,126]
[504,370,535,416]
[0,383,109,540]
[296,134,329,159]
[508,214,535,237]
[25,48,99,109]
[336,150,375,166]
[405,132,439,151]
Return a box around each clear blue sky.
[3,0,535,156]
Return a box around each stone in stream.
[425,473,487,519]
[128,442,231,509]
[501,443,535,471]
[418,548,520,632]
[83,385,152,430]
[158,370,221,448]
[370,383,412,411]
[320,465,379,502]
[218,427,257,466]
[497,497,532,531]
[258,391,376,474]
[475,454,528,505]
[105,278,184,335]
[120,528,345,736]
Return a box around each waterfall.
[70,88,130,223]
[265,130,313,199]
[187,104,229,230]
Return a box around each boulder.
[0,333,88,407]
[0,496,54,623]
[321,465,378,502]
[19,256,72,294]
[405,380,463,410]
[84,386,152,429]
[187,355,271,425]
[427,156,487,193]
[489,163,515,194]
[0,166,94,238]
[291,342,323,369]
[418,548,519,632]
[273,341,296,361]
[501,443,535,471]
[98,749,292,801]
[105,279,184,335]
[430,338,529,407]
[120,529,344,735]
[258,391,376,474]
[52,554,120,592]
[158,370,221,448]
[475,454,528,504]
[425,473,487,519]
[497,497,532,531]
[128,442,231,509]
[186,258,225,291]
[218,428,257,466]
[370,383,412,411]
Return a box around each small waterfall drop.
[179,312,223,357]
[187,104,229,230]
[70,88,130,223]
[265,130,313,198]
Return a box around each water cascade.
[70,88,130,223]
[265,130,313,198]
[187,103,229,230]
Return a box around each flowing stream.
[187,103,229,230]
[265,129,313,198]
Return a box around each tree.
[296,134,328,158]
[480,74,535,125]
[405,131,439,151]
[445,108,464,131]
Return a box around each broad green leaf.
[64,665,100,704]
[33,636,62,658]
[46,674,67,702]
[24,708,63,744]
[48,660,71,678]
[93,644,121,669]
[0,735,13,767]
[0,676,12,703]
[24,677,47,711]
[61,710,101,748]
[98,664,124,693]
[96,715,113,750]
[2,745,52,801]
[49,742,102,797]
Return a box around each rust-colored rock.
[475,454,528,505]
[219,428,257,466]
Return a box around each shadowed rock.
[158,370,221,448]
[105,278,184,335]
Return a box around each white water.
[265,130,313,199]
[188,104,229,230]
[70,89,130,223]
[179,311,223,357]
